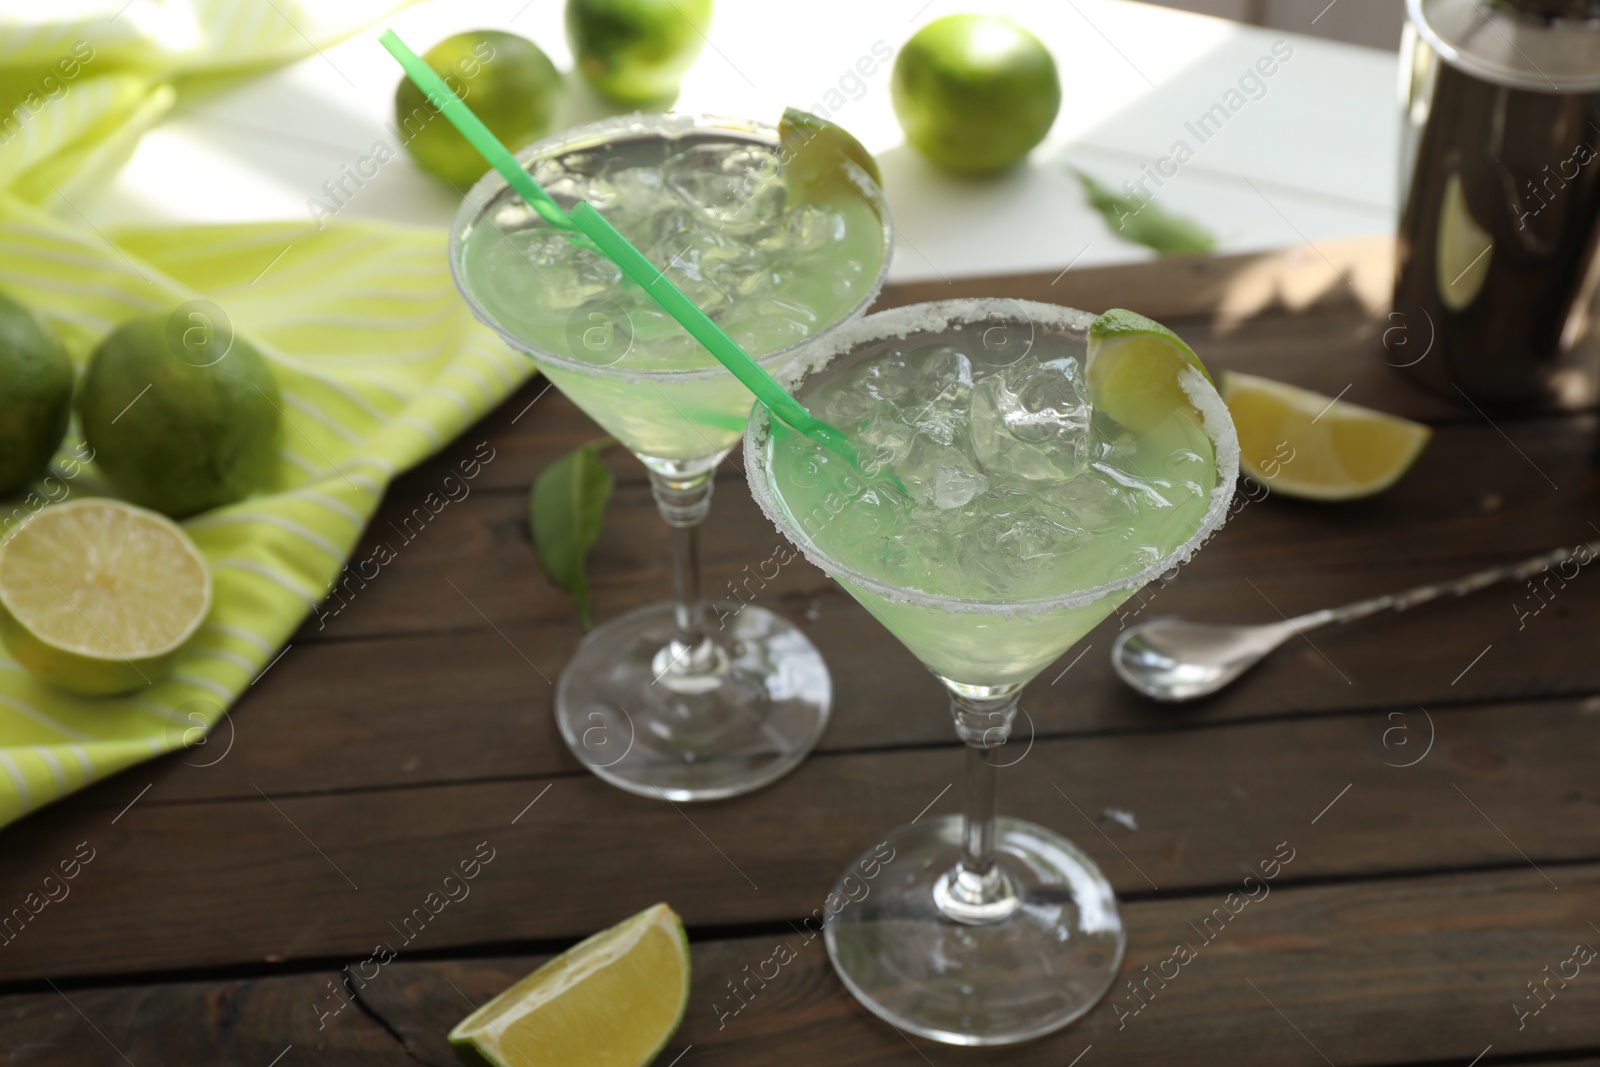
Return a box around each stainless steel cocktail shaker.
[1392,0,1600,408]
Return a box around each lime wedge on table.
[0,499,212,696]
[1223,371,1431,501]
[1086,308,1212,432]
[779,107,882,203]
[449,903,689,1067]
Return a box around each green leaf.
[529,437,615,629]
[1071,168,1217,257]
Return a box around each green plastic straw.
[378,28,861,466]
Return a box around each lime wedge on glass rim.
[448,903,689,1067]
[779,107,882,204]
[0,498,212,696]
[1222,371,1431,501]
[1086,308,1212,431]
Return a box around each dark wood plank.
[0,971,405,1065]
[8,865,1598,1066]
[6,697,1599,981]
[361,864,1600,1067]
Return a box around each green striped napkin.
[0,202,533,830]
[0,2,536,828]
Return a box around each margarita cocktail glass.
[450,114,892,801]
[745,300,1239,1044]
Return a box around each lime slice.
[449,903,689,1067]
[1086,308,1212,431]
[0,499,212,696]
[779,107,882,204]
[1222,371,1431,501]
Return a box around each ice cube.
[897,346,974,445]
[491,199,538,232]
[656,228,751,284]
[902,435,989,509]
[933,465,989,509]
[645,232,734,318]
[833,483,904,543]
[553,151,606,177]
[953,498,1081,591]
[970,357,1093,482]
[812,376,875,425]
[880,521,951,586]
[1038,471,1138,535]
[605,164,669,209]
[912,346,974,406]
[538,171,620,213]
[840,349,915,404]
[498,233,619,312]
[665,143,785,231]
[855,400,916,473]
[758,202,845,257]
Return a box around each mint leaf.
[529,437,615,629]
[1072,168,1217,257]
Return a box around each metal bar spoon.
[1113,537,1600,702]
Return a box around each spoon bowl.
[1112,617,1299,702]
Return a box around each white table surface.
[75,0,1400,283]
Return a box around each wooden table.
[6,238,1600,1065]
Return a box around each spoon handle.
[1285,537,1600,632]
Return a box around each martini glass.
[745,299,1239,1044]
[449,114,893,800]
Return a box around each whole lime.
[395,30,563,188]
[566,0,712,105]
[78,313,281,519]
[892,15,1061,175]
[0,292,72,498]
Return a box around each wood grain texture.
[6,863,1599,1066]
[360,864,1600,1067]
[4,698,1598,982]
[0,971,405,1065]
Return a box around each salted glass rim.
[446,112,895,383]
[742,298,1242,618]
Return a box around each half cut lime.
[0,499,211,695]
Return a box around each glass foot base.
[825,815,1125,1046]
[555,601,830,801]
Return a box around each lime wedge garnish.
[0,499,212,696]
[779,107,882,203]
[1086,308,1212,431]
[1223,371,1431,501]
[449,903,689,1067]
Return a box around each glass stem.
[650,470,720,683]
[934,686,1023,924]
